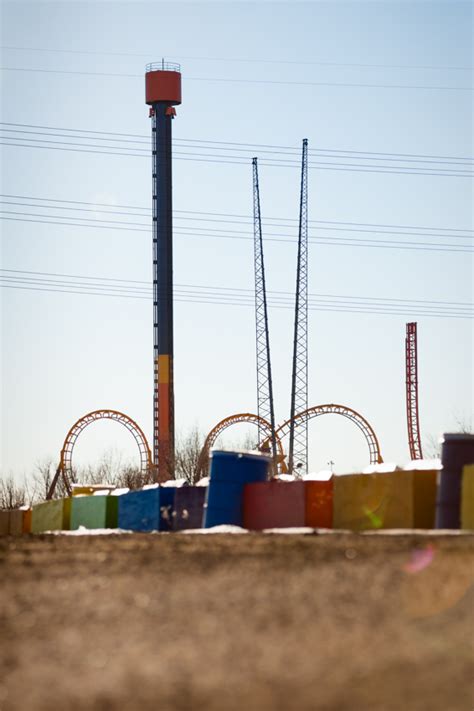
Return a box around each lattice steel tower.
[406,322,423,459]
[288,139,309,475]
[145,61,182,480]
[252,158,277,465]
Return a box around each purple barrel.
[435,433,474,528]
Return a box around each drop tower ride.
[145,61,182,480]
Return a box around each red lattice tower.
[406,323,423,460]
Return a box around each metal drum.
[436,433,474,528]
[203,450,271,528]
[173,486,206,531]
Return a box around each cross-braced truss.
[252,157,277,462]
[288,138,309,474]
[406,323,423,459]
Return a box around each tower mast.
[145,61,182,481]
[406,322,423,459]
[288,138,309,475]
[252,157,277,469]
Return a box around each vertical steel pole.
[152,103,175,480]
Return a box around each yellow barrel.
[461,464,474,529]
[333,469,413,530]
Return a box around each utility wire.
[1,198,472,240]
[1,65,473,91]
[1,140,472,177]
[1,194,471,236]
[2,214,472,253]
[2,268,471,308]
[1,122,473,163]
[1,127,473,167]
[1,45,472,71]
[1,275,471,318]
[1,208,472,249]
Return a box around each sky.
[1,0,473,482]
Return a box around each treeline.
[1,427,257,509]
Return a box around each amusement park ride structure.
[146,61,182,481]
[252,157,278,465]
[406,322,423,460]
[46,62,423,498]
[288,138,309,475]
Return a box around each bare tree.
[424,415,473,460]
[0,475,26,509]
[174,426,205,484]
[69,450,153,490]
[453,414,473,434]
[423,433,442,459]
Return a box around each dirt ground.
[1,531,473,711]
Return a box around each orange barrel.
[305,478,334,528]
[436,433,474,528]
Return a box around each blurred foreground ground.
[1,531,473,711]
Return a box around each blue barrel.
[118,486,176,532]
[203,450,271,528]
[436,433,474,529]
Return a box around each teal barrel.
[203,450,271,528]
[70,495,118,530]
[436,433,474,528]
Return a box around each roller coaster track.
[47,409,152,499]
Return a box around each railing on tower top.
[146,61,181,73]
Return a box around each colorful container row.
[18,486,206,534]
[1,463,473,535]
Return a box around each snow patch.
[48,526,133,535]
[362,463,400,474]
[161,478,187,488]
[403,459,442,471]
[180,524,248,535]
[111,488,130,496]
[263,527,316,535]
[303,470,333,481]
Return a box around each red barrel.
[243,480,305,530]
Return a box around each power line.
[2,214,472,253]
[1,122,473,163]
[2,208,472,249]
[1,198,472,240]
[1,66,473,92]
[2,140,472,178]
[2,267,471,307]
[1,45,472,71]
[0,268,467,305]
[1,193,471,236]
[1,275,471,318]
[2,127,474,167]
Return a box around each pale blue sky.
[1,0,473,480]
